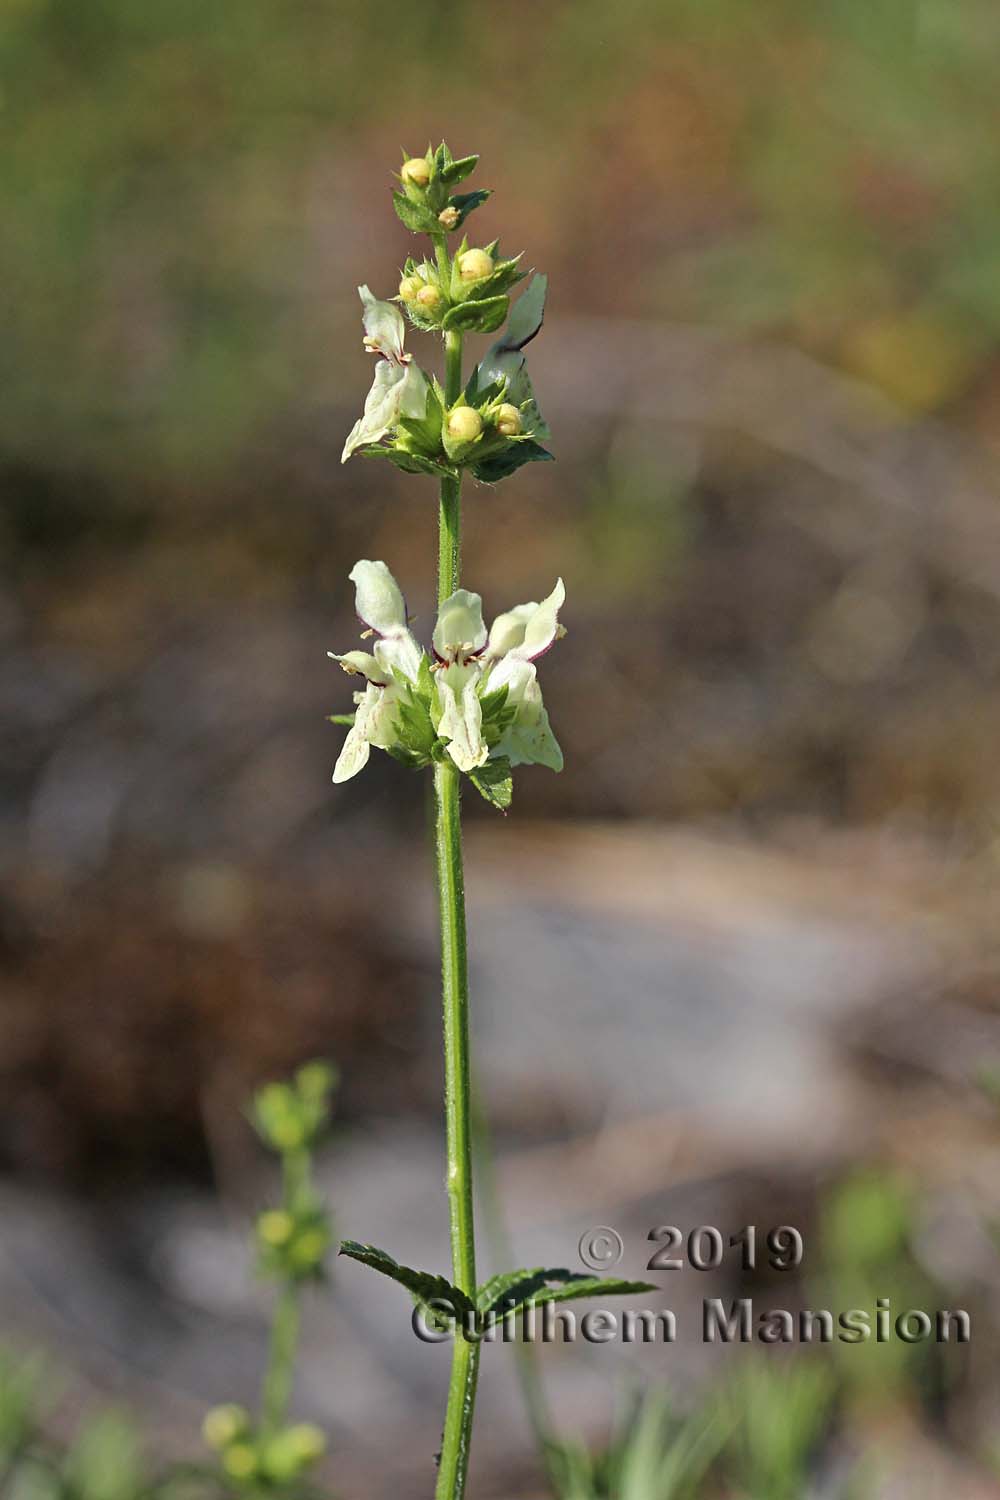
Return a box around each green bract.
[393,142,489,237]
[329,560,565,807]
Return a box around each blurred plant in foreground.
[719,1357,836,1500]
[0,1352,152,1500]
[202,1061,337,1494]
[0,1066,337,1500]
[547,1390,727,1500]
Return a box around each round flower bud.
[258,1209,295,1247]
[290,1226,329,1273]
[398,276,420,303]
[296,1060,337,1098]
[401,157,431,189]
[495,403,522,437]
[286,1424,327,1465]
[262,1424,327,1483]
[203,1405,250,1451]
[446,406,483,444]
[458,248,494,282]
[222,1442,259,1481]
[438,205,460,230]
[416,284,442,311]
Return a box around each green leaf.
[472,440,554,484]
[464,374,506,407]
[392,191,440,235]
[327,712,356,726]
[467,757,513,812]
[536,1275,658,1308]
[356,444,458,480]
[440,153,479,186]
[476,1266,554,1314]
[339,1240,474,1317]
[479,1267,657,1318]
[472,277,550,439]
[396,384,444,456]
[479,681,510,719]
[503,273,548,351]
[480,684,516,749]
[442,296,510,335]
[447,189,491,226]
[393,680,436,762]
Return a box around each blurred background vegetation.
[4,1,1000,1495]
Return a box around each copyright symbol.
[578,1226,624,1271]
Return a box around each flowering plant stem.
[433,321,481,1500]
[261,1283,300,1435]
[261,1147,308,1435]
[437,325,464,599]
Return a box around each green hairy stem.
[433,323,481,1500]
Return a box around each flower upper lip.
[341,289,428,463]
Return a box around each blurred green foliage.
[548,1392,726,1500]
[817,1169,941,1406]
[719,1358,836,1500]
[0,1349,151,1500]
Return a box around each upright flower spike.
[330,150,635,1500]
[341,287,429,462]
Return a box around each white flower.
[328,560,422,783]
[481,579,565,772]
[341,287,428,462]
[329,563,565,783]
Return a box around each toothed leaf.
[478,1267,657,1318]
[468,757,513,812]
[356,444,458,480]
[472,440,554,484]
[446,189,491,227]
[392,191,440,235]
[339,1240,475,1318]
[440,154,479,186]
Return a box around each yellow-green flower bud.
[290,1227,328,1271]
[438,205,460,230]
[222,1442,259,1481]
[416,284,442,311]
[258,1209,295,1247]
[285,1424,327,1465]
[495,403,522,437]
[202,1404,250,1451]
[458,248,494,282]
[446,406,483,444]
[296,1059,337,1098]
[262,1423,327,1482]
[401,157,431,189]
[398,275,420,303]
